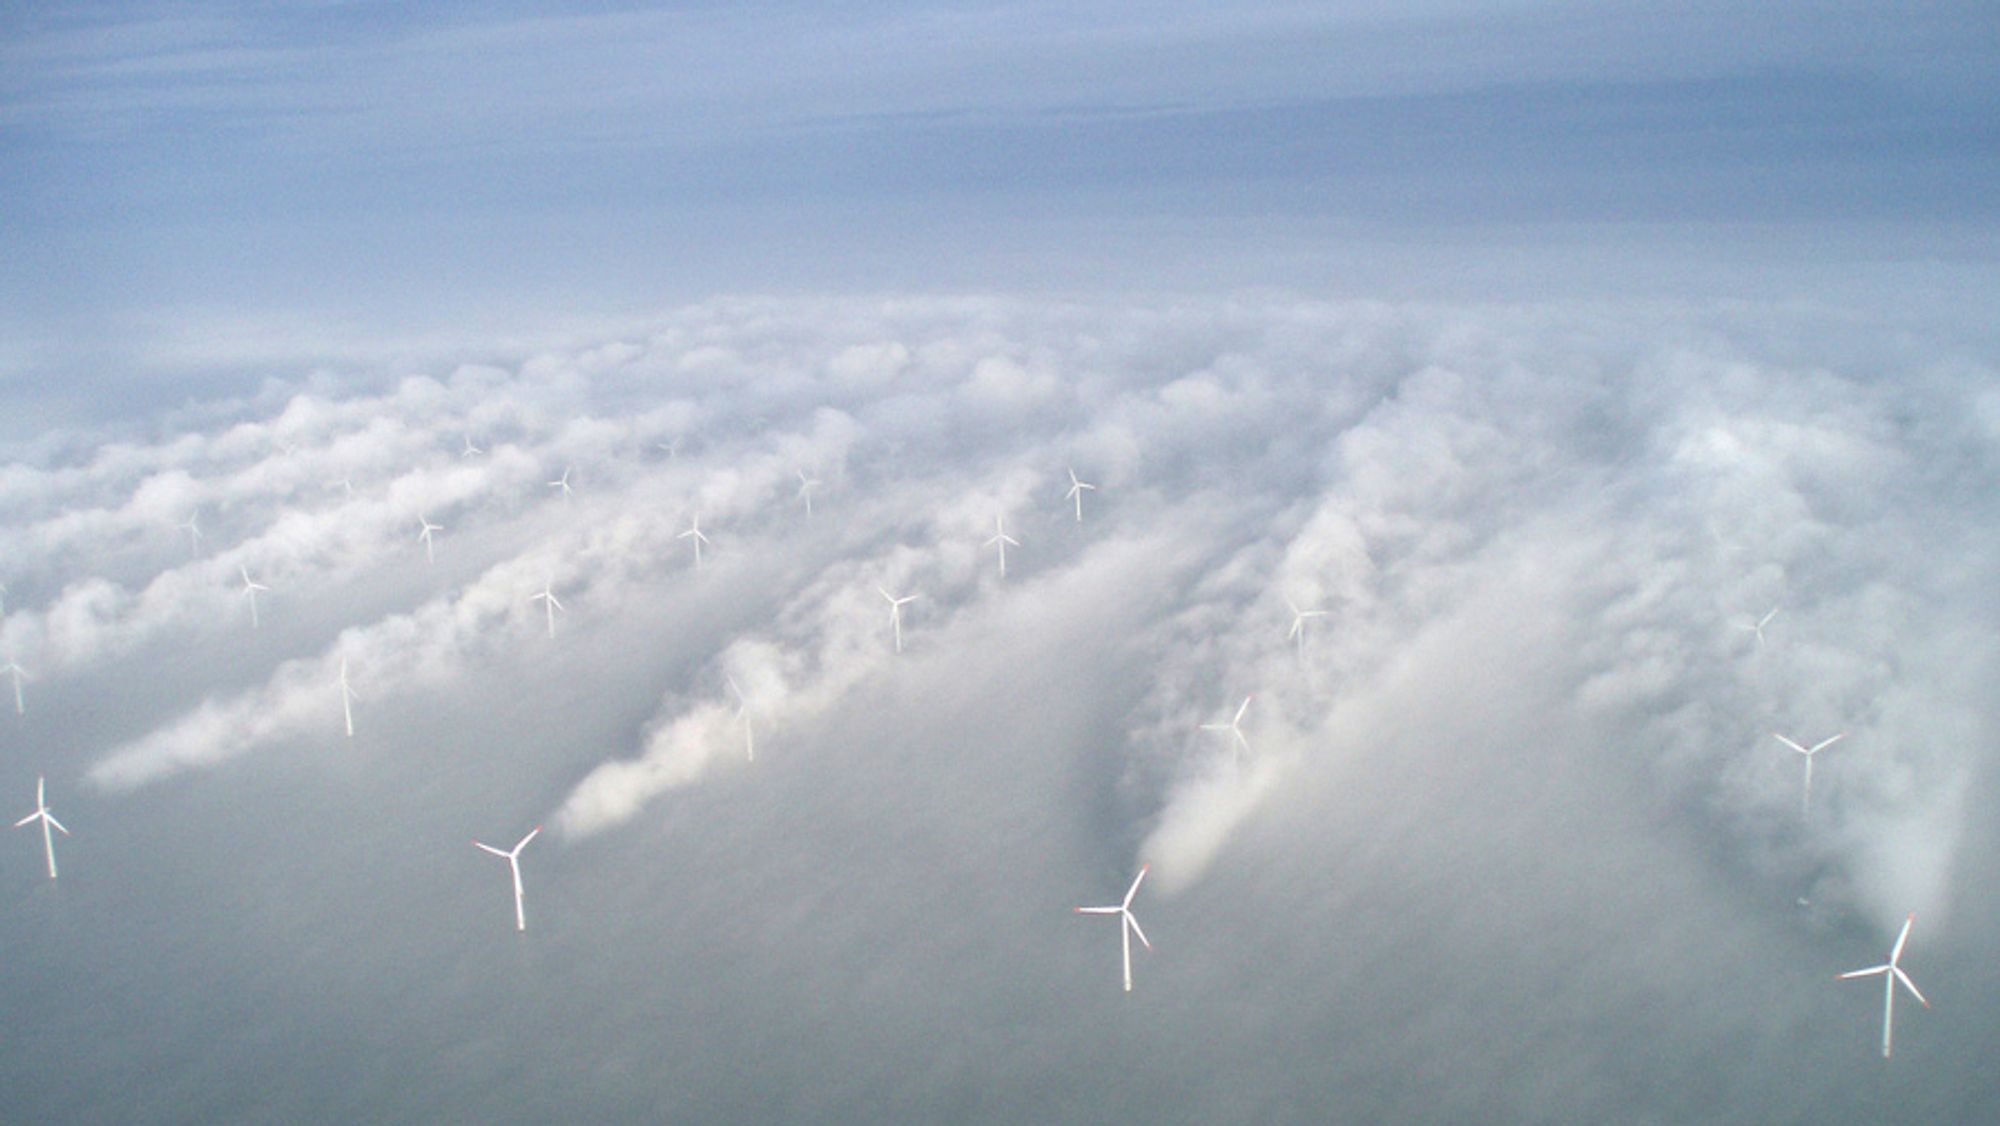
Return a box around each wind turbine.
[1,580,8,615]
[2,660,24,715]
[548,466,574,501]
[338,658,358,738]
[418,515,443,564]
[658,437,682,459]
[472,826,542,932]
[878,586,918,653]
[1285,596,1328,655]
[1739,606,1778,646]
[179,514,203,554]
[1064,467,1096,523]
[1840,913,1930,1058]
[1200,695,1253,760]
[1773,731,1845,817]
[531,580,565,638]
[461,434,483,458]
[13,776,69,880]
[240,565,269,629]
[796,470,822,516]
[726,675,754,762]
[985,514,1021,578]
[1075,865,1151,992]
[680,514,711,570]
[330,475,355,498]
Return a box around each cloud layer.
[2,292,1996,1118]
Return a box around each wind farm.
[2,5,1994,1117]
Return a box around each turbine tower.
[1064,467,1096,523]
[473,825,542,932]
[2,659,25,715]
[727,675,755,762]
[1773,730,1845,817]
[797,470,822,516]
[985,514,1021,578]
[418,515,443,565]
[878,586,918,653]
[1285,596,1328,655]
[531,580,566,638]
[1839,913,1930,1058]
[240,565,269,629]
[680,514,711,570]
[338,658,358,738]
[1200,695,1253,760]
[1075,865,1152,992]
[13,775,69,880]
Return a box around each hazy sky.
[3,5,1999,1123]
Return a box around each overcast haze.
[4,3,1999,1123]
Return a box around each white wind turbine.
[418,515,443,564]
[1285,596,1328,655]
[1200,695,1253,760]
[1773,730,1845,817]
[680,513,712,570]
[338,658,358,738]
[462,434,483,458]
[239,565,269,629]
[2,659,25,715]
[985,514,1021,578]
[1739,606,1778,646]
[1839,913,1930,1058]
[1075,865,1152,992]
[726,675,755,762]
[14,775,69,880]
[179,514,203,554]
[531,579,566,638]
[797,470,822,516]
[1064,467,1096,523]
[329,475,355,498]
[548,466,574,501]
[473,826,542,932]
[878,586,918,653]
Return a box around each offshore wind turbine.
[1064,467,1096,523]
[338,658,358,738]
[984,514,1021,578]
[1739,606,1778,646]
[1285,596,1328,655]
[548,466,574,501]
[1075,865,1151,992]
[797,470,822,516]
[13,776,69,880]
[878,586,918,653]
[1,660,23,715]
[418,515,443,564]
[1773,730,1845,817]
[726,675,754,762]
[680,514,712,570]
[473,825,542,932]
[1200,695,1253,759]
[531,580,565,638]
[1840,913,1930,1058]
[239,565,269,629]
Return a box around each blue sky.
[4,1,1998,398]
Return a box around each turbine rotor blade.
[1894,967,1929,1007]
[1890,915,1913,963]
[1126,912,1152,950]
[1839,964,1890,979]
